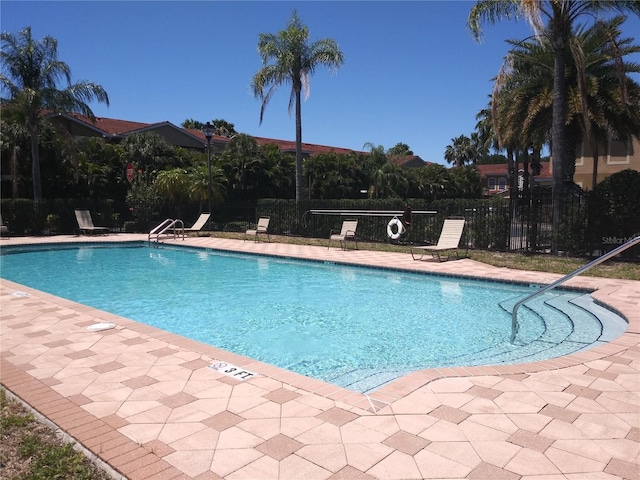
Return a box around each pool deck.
[1,234,638,480]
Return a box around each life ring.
[387,217,404,240]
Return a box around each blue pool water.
[0,242,627,392]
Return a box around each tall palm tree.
[0,27,109,201]
[475,102,501,156]
[492,35,553,180]
[468,0,640,246]
[493,16,640,190]
[251,11,344,202]
[568,16,640,189]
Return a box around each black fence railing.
[2,192,637,260]
[242,194,638,260]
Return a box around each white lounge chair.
[410,218,465,261]
[245,217,270,242]
[328,219,358,250]
[0,215,9,238]
[186,213,210,232]
[75,209,109,236]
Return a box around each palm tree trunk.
[29,123,42,201]
[10,145,19,198]
[508,147,517,250]
[551,37,567,253]
[591,139,599,191]
[295,88,303,203]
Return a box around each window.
[575,141,585,166]
[607,138,631,165]
[488,178,496,191]
[498,178,507,190]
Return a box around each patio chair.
[0,215,9,238]
[245,217,270,242]
[328,219,358,250]
[75,209,110,236]
[185,213,210,232]
[410,218,465,261]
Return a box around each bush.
[123,221,137,233]
[587,169,640,257]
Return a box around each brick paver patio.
[1,234,638,480]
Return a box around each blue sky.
[2,1,640,165]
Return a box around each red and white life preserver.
[386,217,404,240]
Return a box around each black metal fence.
[240,194,638,260]
[2,191,637,260]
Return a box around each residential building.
[476,162,552,197]
[573,135,640,190]
[476,134,640,196]
[44,112,363,157]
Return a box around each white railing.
[511,235,640,343]
[148,219,185,244]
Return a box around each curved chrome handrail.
[511,235,640,343]
[148,218,185,245]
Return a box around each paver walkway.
[1,234,638,480]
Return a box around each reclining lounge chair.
[0,215,9,238]
[185,213,210,233]
[75,209,110,236]
[410,218,465,261]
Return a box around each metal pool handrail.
[148,218,185,244]
[511,235,640,343]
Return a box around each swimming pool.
[0,242,627,393]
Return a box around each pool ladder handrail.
[148,218,185,245]
[511,235,640,343]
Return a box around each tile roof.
[46,111,151,136]
[476,162,552,179]
[252,135,364,156]
[45,111,363,155]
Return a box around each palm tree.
[568,16,640,190]
[261,143,295,198]
[493,17,640,190]
[444,135,478,166]
[468,0,640,246]
[181,118,237,137]
[211,119,238,138]
[156,168,191,204]
[0,105,30,197]
[181,118,203,130]
[387,142,414,156]
[0,27,109,201]
[492,34,553,191]
[188,165,227,209]
[251,11,344,202]
[222,134,264,200]
[475,102,501,157]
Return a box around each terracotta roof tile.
[476,162,552,179]
[42,111,390,159]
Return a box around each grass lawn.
[0,389,112,480]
